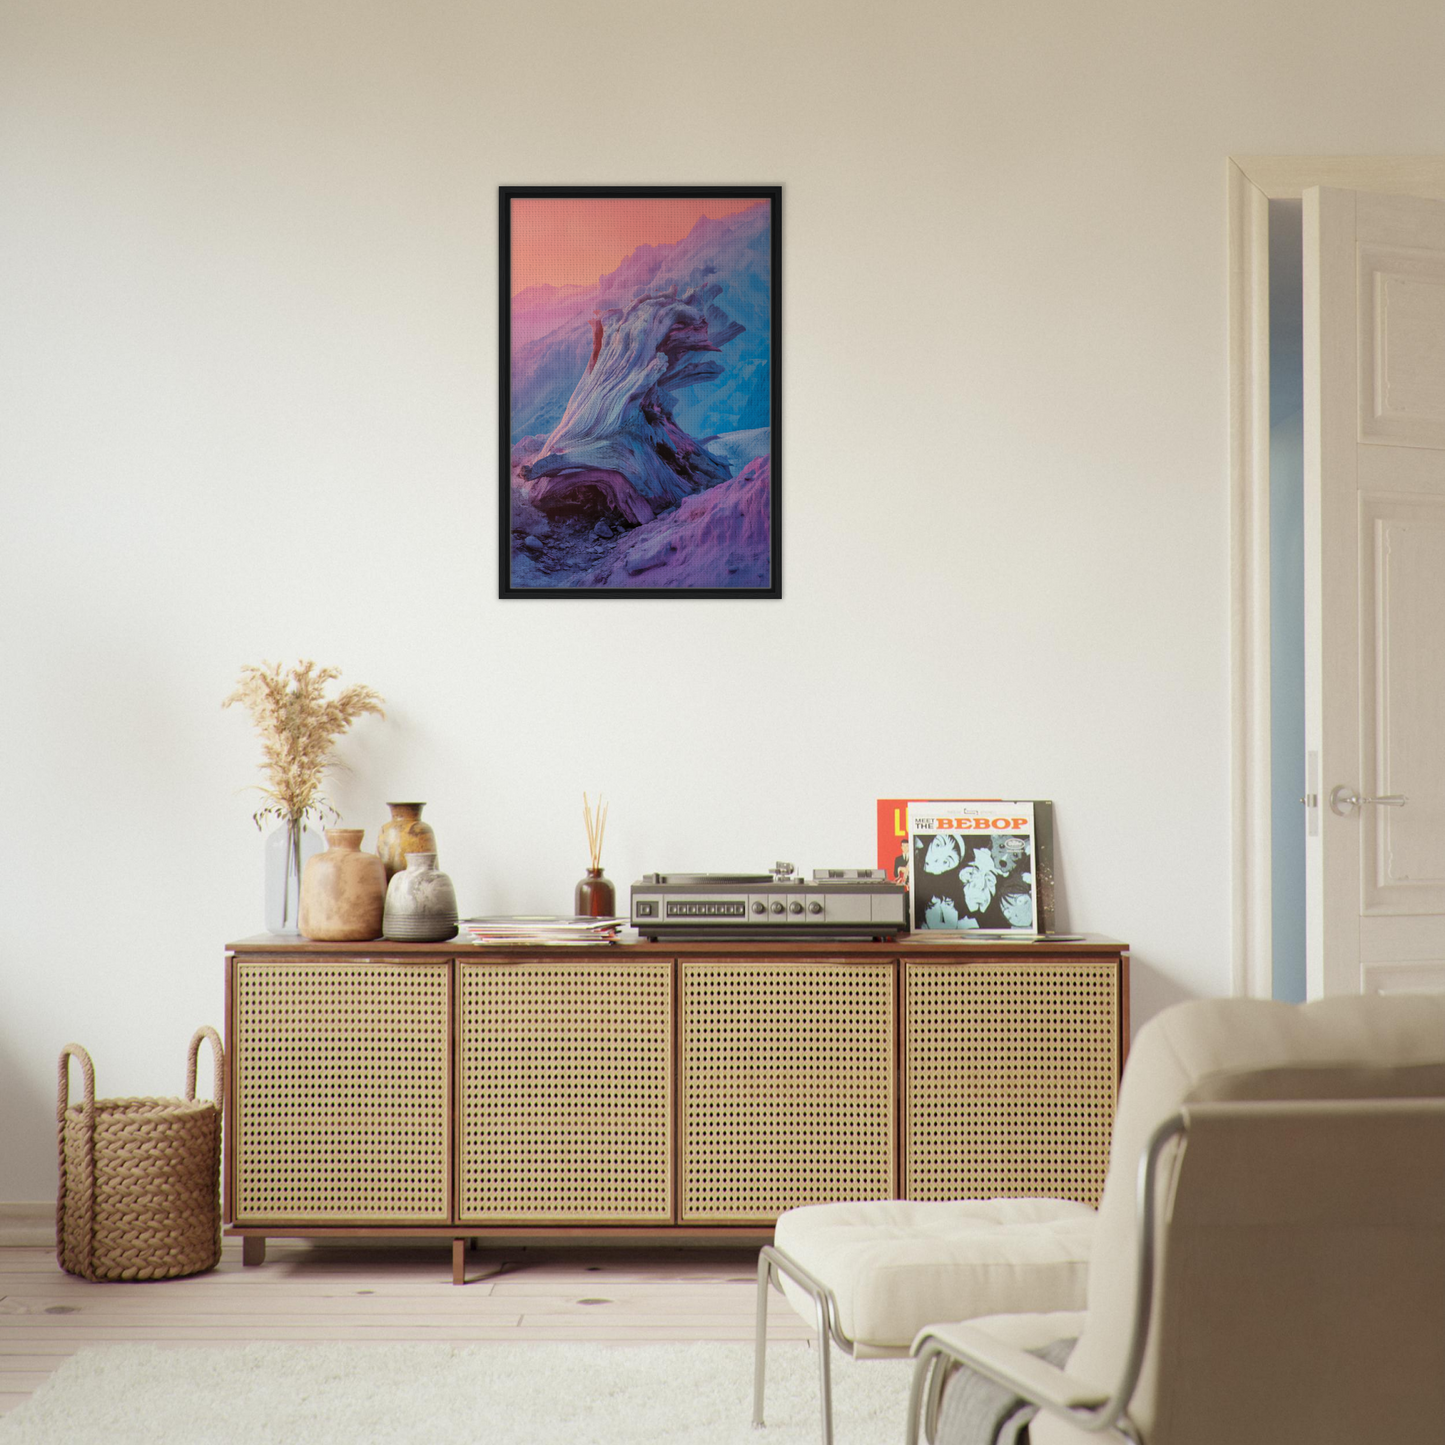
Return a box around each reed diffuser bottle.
[575,792,616,917]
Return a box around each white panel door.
[1305,187,1445,996]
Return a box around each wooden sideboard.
[224,935,1129,1281]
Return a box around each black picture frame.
[499,185,782,598]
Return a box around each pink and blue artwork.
[500,187,781,598]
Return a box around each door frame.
[1228,157,1445,998]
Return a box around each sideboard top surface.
[227,932,1127,959]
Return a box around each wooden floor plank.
[0,1374,47,1392]
[0,1279,500,1300]
[0,1296,526,1318]
[0,1288,767,1318]
[0,1247,761,1278]
[1,1317,804,1337]
[0,1356,71,1372]
[0,1325,801,1344]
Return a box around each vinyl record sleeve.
[877,798,1055,933]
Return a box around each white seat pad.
[773,1198,1096,1354]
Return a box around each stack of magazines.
[458,915,627,946]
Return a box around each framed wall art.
[500,186,781,598]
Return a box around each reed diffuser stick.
[583,792,608,870]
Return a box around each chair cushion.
[772,1198,1096,1355]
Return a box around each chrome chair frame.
[904,1114,1186,1445]
[753,1243,871,1445]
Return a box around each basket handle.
[57,1043,95,1125]
[185,1026,225,1108]
[56,1043,98,1277]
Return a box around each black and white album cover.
[908,801,1038,933]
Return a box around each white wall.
[3,0,1442,1200]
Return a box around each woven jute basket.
[56,1027,224,1282]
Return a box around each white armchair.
[907,993,1445,1445]
[754,1197,1095,1443]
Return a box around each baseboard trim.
[0,1201,54,1247]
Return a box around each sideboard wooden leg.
[241,1236,266,1268]
[452,1237,465,1285]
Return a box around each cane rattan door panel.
[233,959,450,1223]
[679,959,895,1222]
[904,960,1118,1206]
[458,959,673,1222]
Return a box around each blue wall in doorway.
[1269,199,1307,1004]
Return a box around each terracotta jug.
[376,802,438,881]
[299,829,385,941]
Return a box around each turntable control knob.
[770,901,785,915]
[752,901,766,914]
[808,901,823,915]
[789,901,804,915]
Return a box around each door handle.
[1329,786,1408,816]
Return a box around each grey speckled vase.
[382,852,458,942]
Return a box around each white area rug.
[0,1340,914,1444]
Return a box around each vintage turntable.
[630,863,906,940]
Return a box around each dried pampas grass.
[223,660,385,828]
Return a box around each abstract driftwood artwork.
[500,187,781,598]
